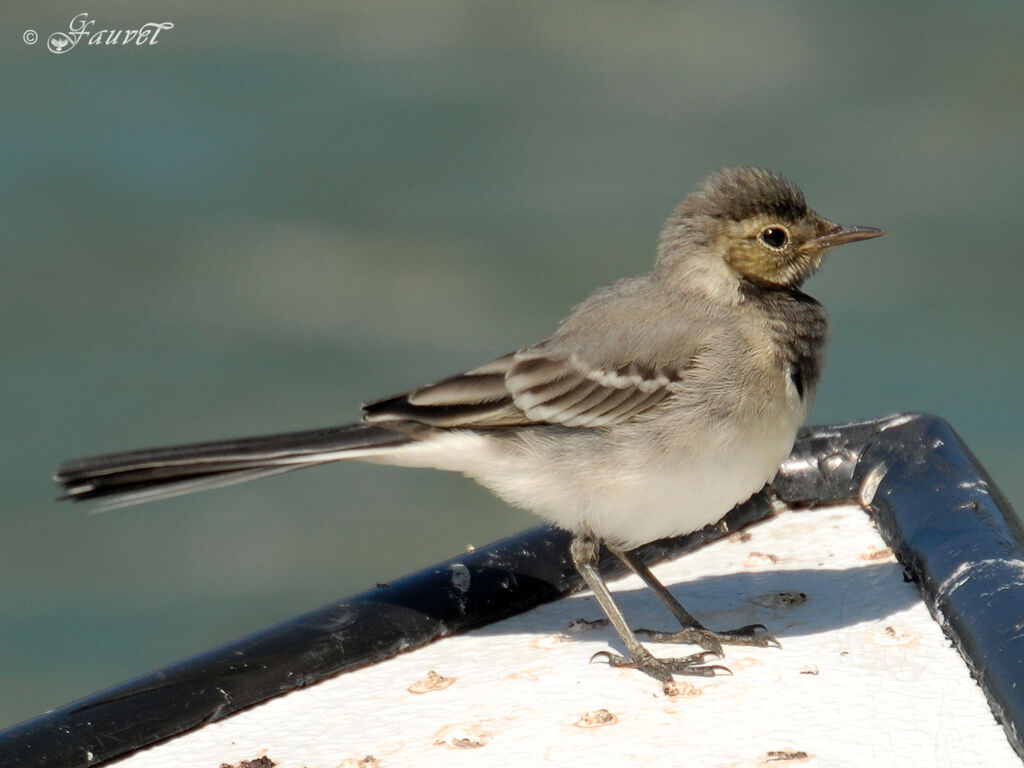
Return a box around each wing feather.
[548,381,636,426]
[362,348,693,429]
[407,372,509,406]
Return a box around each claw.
[689,650,722,665]
[717,624,782,649]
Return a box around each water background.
[3,2,1023,728]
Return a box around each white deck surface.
[111,504,1021,768]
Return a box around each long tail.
[55,423,412,510]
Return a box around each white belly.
[375,394,806,549]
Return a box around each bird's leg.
[570,534,726,684]
[607,544,780,653]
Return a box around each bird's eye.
[759,226,789,250]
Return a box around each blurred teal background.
[3,2,1023,728]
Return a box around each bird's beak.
[804,223,884,252]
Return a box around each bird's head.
[658,167,883,290]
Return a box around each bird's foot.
[590,647,729,684]
[637,623,781,655]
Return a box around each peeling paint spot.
[763,749,812,763]
[860,546,895,562]
[408,670,456,694]
[220,757,276,768]
[337,757,381,768]
[433,722,493,749]
[664,680,703,698]
[745,552,779,567]
[565,617,607,634]
[574,708,618,728]
[868,625,921,647]
[752,590,808,609]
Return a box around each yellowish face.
[721,213,831,287]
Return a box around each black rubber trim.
[776,414,1024,759]
[1,413,1022,765]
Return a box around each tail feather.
[56,422,411,509]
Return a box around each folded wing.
[363,347,694,429]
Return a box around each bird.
[55,167,883,685]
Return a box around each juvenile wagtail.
[56,167,883,684]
